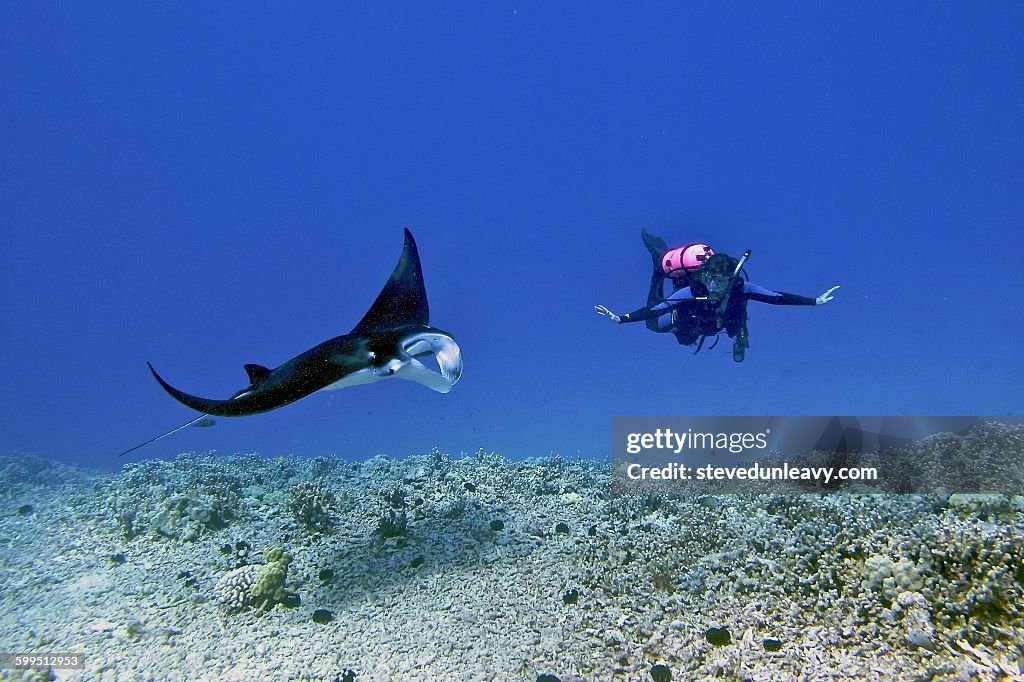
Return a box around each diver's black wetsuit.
[619,281,817,346]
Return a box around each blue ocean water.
[1,4,1021,470]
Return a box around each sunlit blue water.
[2,4,1021,470]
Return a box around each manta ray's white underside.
[320,331,463,394]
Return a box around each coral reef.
[0,453,84,487]
[212,564,261,613]
[862,554,925,601]
[106,453,248,541]
[213,547,293,615]
[5,440,1022,679]
[287,482,336,534]
[375,508,408,539]
[876,421,1024,494]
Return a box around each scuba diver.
[594,229,840,362]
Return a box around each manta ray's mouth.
[403,333,463,387]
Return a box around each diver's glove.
[594,305,622,324]
[816,285,841,306]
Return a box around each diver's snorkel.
[733,249,751,277]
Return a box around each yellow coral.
[247,547,293,612]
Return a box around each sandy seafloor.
[1,444,1022,682]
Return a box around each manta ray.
[118,229,462,457]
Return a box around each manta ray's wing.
[350,228,429,334]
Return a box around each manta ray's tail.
[116,413,210,458]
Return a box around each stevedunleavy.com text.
[625,461,878,485]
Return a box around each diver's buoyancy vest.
[672,251,750,352]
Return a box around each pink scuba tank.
[662,243,714,279]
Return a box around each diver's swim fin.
[642,228,671,316]
[641,228,668,262]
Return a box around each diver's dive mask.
[693,269,731,303]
